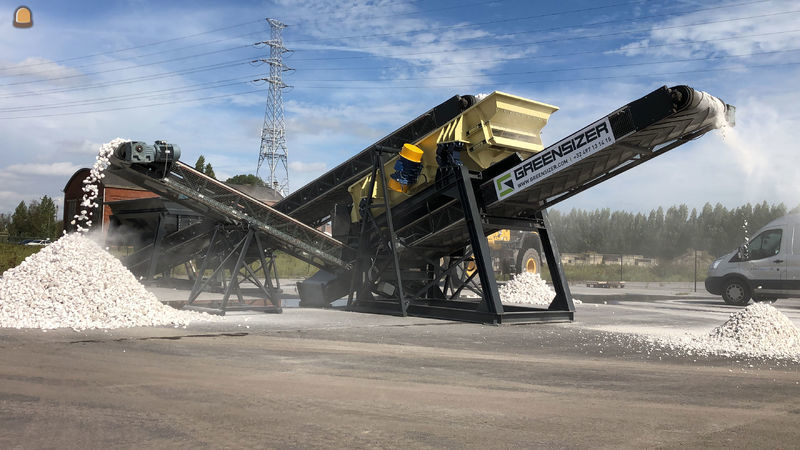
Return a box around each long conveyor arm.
[385,85,734,255]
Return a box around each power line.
[0,57,258,99]
[0,0,649,75]
[7,3,789,100]
[288,61,800,89]
[294,48,800,82]
[288,0,654,43]
[1,60,797,119]
[3,37,796,114]
[0,44,254,87]
[0,88,266,120]
[0,0,504,75]
[6,29,794,114]
[0,29,263,77]
[3,29,796,111]
[0,19,266,72]
[291,28,800,72]
[0,77,258,112]
[288,0,776,46]
[289,7,800,61]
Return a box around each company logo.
[491,117,616,203]
[496,173,514,197]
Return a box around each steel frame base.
[348,158,575,325]
[348,299,573,324]
[185,225,282,316]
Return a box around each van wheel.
[722,279,751,306]
[753,296,777,303]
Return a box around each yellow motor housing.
[387,143,424,194]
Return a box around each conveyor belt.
[107,160,350,272]
[386,85,733,257]
[273,95,475,228]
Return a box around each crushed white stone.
[70,138,127,233]
[499,272,581,305]
[0,225,215,330]
[643,303,800,361]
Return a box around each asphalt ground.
[1,282,799,448]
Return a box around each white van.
[706,214,800,305]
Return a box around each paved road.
[1,288,799,448]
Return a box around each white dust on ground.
[499,272,581,306]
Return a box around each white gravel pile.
[70,138,127,232]
[0,232,213,330]
[647,303,800,361]
[500,272,581,305]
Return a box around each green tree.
[8,201,29,237]
[29,196,58,239]
[194,155,206,172]
[0,213,10,233]
[225,174,266,187]
[203,163,216,179]
[193,155,217,179]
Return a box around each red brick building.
[62,168,158,233]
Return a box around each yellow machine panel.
[348,91,559,222]
[486,229,511,249]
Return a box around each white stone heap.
[648,303,800,361]
[499,271,581,306]
[0,230,213,330]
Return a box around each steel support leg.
[535,210,575,312]
[376,153,407,315]
[452,165,503,314]
[146,213,167,281]
[188,227,220,303]
[221,229,254,312]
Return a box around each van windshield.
[745,228,782,260]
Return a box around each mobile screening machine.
[108,84,734,323]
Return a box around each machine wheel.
[753,296,778,303]
[721,278,751,306]
[517,248,541,275]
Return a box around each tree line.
[1,196,62,240]
[547,202,798,260]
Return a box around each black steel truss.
[184,225,282,315]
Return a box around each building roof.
[64,168,148,192]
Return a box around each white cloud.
[0,57,84,85]
[279,0,532,87]
[4,162,81,176]
[614,3,800,58]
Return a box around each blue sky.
[0,0,799,216]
